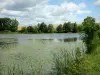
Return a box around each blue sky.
[48,0,100,21]
[0,0,100,25]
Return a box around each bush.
[19,27,27,33]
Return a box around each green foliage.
[94,24,100,31]
[47,24,54,33]
[0,63,43,75]
[37,23,41,33]
[82,16,97,54]
[19,27,27,33]
[63,22,78,33]
[72,22,77,33]
[77,25,84,32]
[27,26,34,33]
[83,45,100,75]
[34,26,39,33]
[56,24,63,33]
[63,22,69,33]
[9,19,19,32]
[1,17,99,34]
[63,22,71,33]
[18,21,79,34]
[67,22,73,32]
[97,30,100,39]
[0,17,79,33]
[19,26,39,33]
[0,18,11,31]
[0,18,19,32]
[38,22,48,33]
[52,48,89,75]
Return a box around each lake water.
[0,34,85,75]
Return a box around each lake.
[0,34,85,75]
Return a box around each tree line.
[0,17,100,34]
[19,22,78,33]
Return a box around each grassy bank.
[84,46,100,75]
[52,46,100,75]
[0,31,19,34]
[0,46,100,75]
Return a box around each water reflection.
[64,38,77,42]
[0,38,18,51]
[0,37,78,51]
[37,38,77,43]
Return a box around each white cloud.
[95,14,100,23]
[0,0,47,11]
[77,10,92,14]
[0,0,91,25]
[94,0,100,6]
[61,2,79,12]
[1,9,26,16]
[79,3,86,8]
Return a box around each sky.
[0,0,100,25]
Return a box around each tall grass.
[84,44,100,74]
[0,63,43,75]
[52,48,89,75]
[0,47,99,75]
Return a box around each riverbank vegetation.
[52,16,100,75]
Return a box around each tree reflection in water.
[0,38,18,51]
[53,38,77,43]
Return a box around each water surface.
[0,34,85,75]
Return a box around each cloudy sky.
[0,0,100,25]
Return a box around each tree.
[94,23,100,31]
[9,19,19,32]
[37,23,41,33]
[39,22,48,33]
[34,26,39,33]
[0,18,5,31]
[20,27,27,33]
[0,18,19,32]
[83,16,95,39]
[63,22,68,33]
[27,26,34,33]
[0,18,11,31]
[47,24,54,33]
[72,22,77,33]
[97,30,100,39]
[56,24,63,33]
[77,25,84,32]
[82,16,96,53]
[63,22,72,33]
[67,22,73,32]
